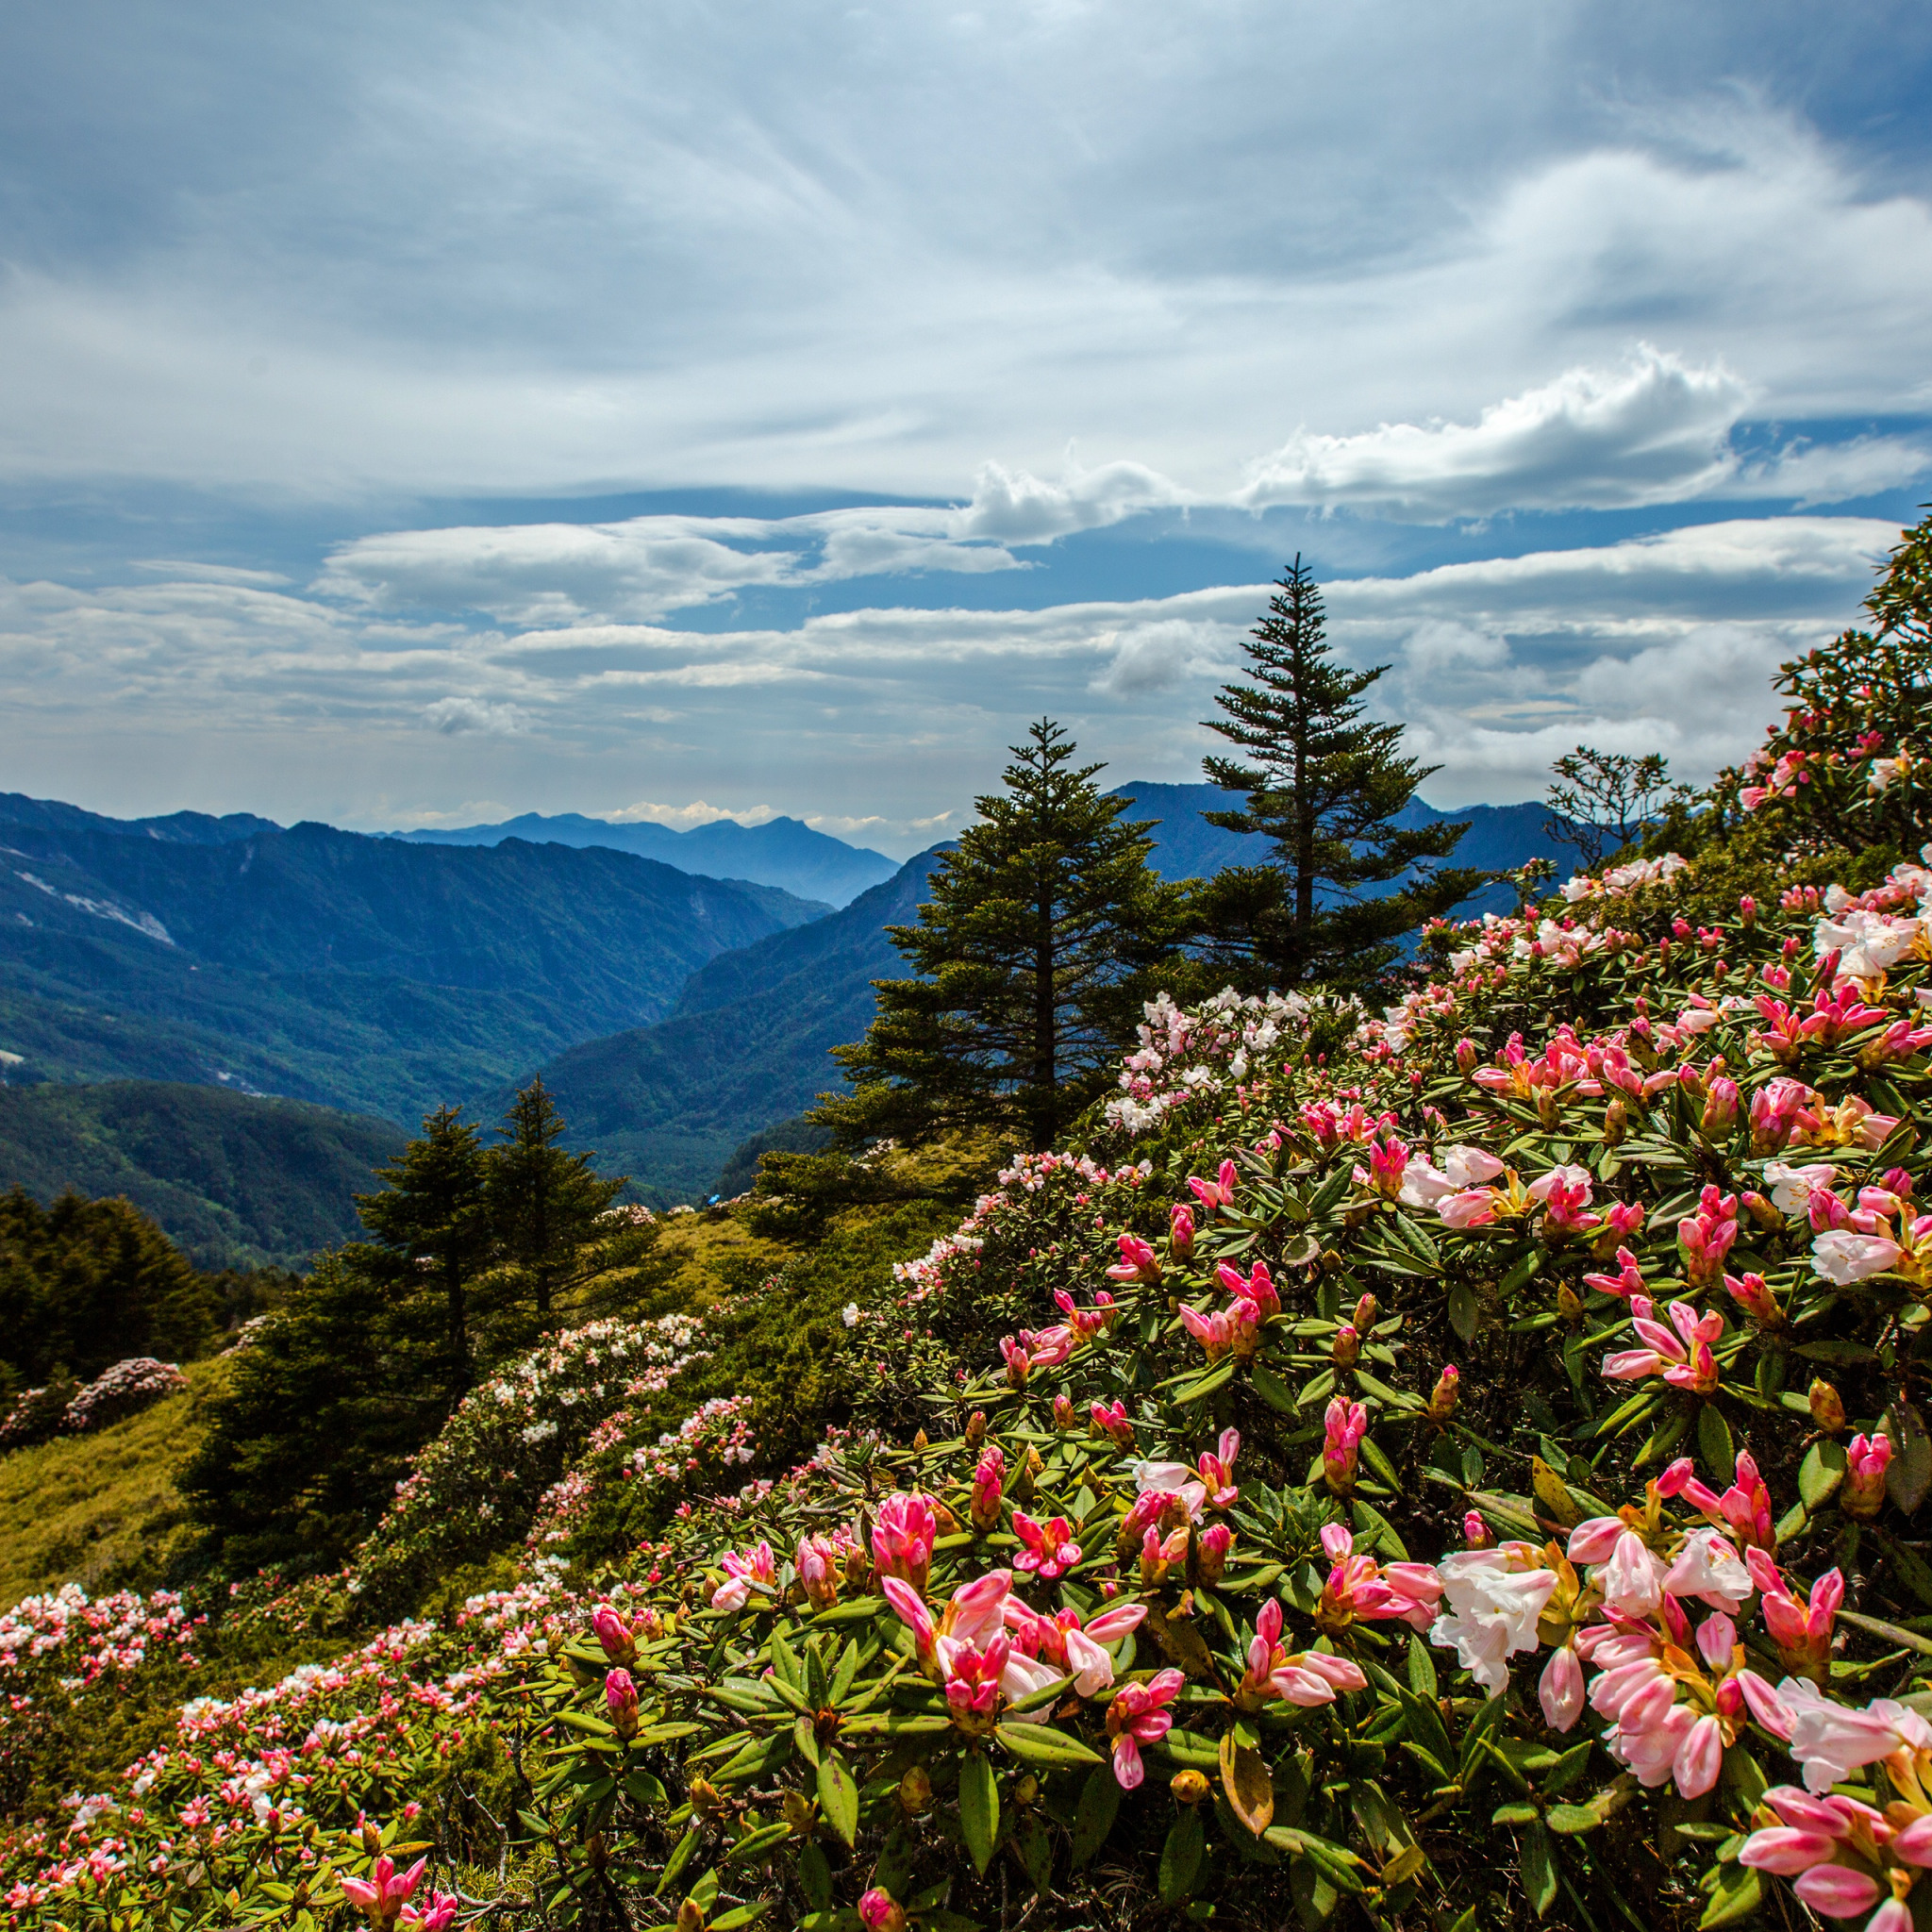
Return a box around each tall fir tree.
[826,720,1186,1151]
[348,1104,491,1400]
[1199,558,1485,991]
[484,1078,641,1329]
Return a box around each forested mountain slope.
[0,796,827,1123]
[0,1081,406,1271]
[515,846,948,1201]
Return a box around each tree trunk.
[446,1249,469,1396]
[1031,881,1057,1151]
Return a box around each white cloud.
[606,798,778,827]
[1239,347,1752,518]
[425,696,525,735]
[0,512,1901,843]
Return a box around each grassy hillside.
[0,1357,225,1609]
[0,1081,406,1270]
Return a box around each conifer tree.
[349,1105,491,1399]
[485,1078,640,1327]
[826,720,1185,1151]
[1199,558,1485,991]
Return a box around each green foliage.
[1199,557,1488,991]
[0,1187,220,1386]
[828,721,1189,1152]
[0,1077,407,1271]
[1706,505,1932,851]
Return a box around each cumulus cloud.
[0,512,1900,844]
[425,696,525,735]
[1239,348,1756,519]
[605,798,778,827]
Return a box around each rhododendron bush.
[3,566,1932,1928]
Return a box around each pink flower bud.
[591,1603,636,1665]
[1463,1510,1493,1549]
[1196,1522,1234,1586]
[1330,1324,1361,1368]
[604,1668,641,1740]
[1455,1038,1478,1074]
[1700,1076,1740,1137]
[858,1889,908,1932]
[1425,1364,1459,1423]
[1051,1393,1075,1430]
[1169,1204,1195,1257]
[1843,1432,1892,1518]
[1807,1379,1845,1433]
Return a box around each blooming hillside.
[2,531,1930,1930]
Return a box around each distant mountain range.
[0,1079,406,1272]
[392,811,898,908]
[0,792,826,1124]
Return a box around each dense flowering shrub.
[0,1358,187,1453]
[62,1358,189,1434]
[346,1315,709,1607]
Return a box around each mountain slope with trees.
[514,847,950,1202]
[0,1081,407,1271]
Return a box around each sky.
[2,2,1929,858]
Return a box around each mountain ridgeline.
[391,811,898,908]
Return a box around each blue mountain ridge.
[391,811,898,908]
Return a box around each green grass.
[0,1357,225,1609]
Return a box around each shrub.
[61,1358,189,1435]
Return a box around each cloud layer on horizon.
[0,514,1894,852]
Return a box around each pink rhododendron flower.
[1237,1597,1368,1712]
[591,1603,636,1665]
[1089,1399,1135,1448]
[1748,1548,1841,1682]
[1010,1511,1082,1580]
[1214,1259,1280,1319]
[1843,1432,1894,1518]
[871,1493,937,1593]
[858,1889,908,1932]
[709,1540,776,1612]
[604,1667,640,1738]
[1600,1294,1723,1393]
[1003,1595,1147,1696]
[1813,1228,1905,1283]
[1784,1683,1932,1790]
[1194,1428,1241,1508]
[1540,1645,1584,1731]
[1321,1398,1368,1493]
[1168,1203,1195,1256]
[399,1895,459,1932]
[341,1855,427,1930]
[1187,1160,1238,1213]
[1107,1668,1186,1788]
[1106,1234,1161,1285]
[1528,1164,1597,1233]
[1316,1524,1442,1632]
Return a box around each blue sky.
[2,1,1929,857]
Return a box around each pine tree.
[826,720,1186,1151]
[1200,558,1485,991]
[349,1105,491,1400]
[485,1078,641,1329]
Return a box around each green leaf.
[1889,1401,1932,1515]
[725,1822,791,1865]
[797,1840,832,1912]
[995,1722,1105,1767]
[1158,1806,1206,1904]
[1500,1248,1546,1297]
[1799,1438,1847,1510]
[1070,1766,1121,1871]
[1407,1633,1438,1700]
[817,1753,858,1848]
[1544,1804,1601,1835]
[1878,1530,1932,1608]
[1251,1360,1297,1413]
[1519,1819,1558,1917]
[1016,1814,1054,1896]
[1696,1405,1734,1479]
[1447,1283,1478,1345]
[792,1715,820,1769]
[958,1752,1000,1874]
[1699,1867,1762,1929]
[1175,1358,1239,1404]
[656,1826,701,1895]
